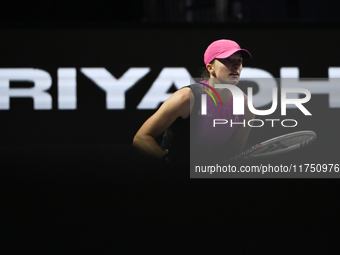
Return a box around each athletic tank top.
[161,83,245,162]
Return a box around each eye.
[218,58,230,64]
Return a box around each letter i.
[201,94,207,115]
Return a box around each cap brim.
[215,49,252,59]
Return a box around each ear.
[206,63,214,75]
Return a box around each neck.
[208,79,232,104]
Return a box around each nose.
[233,61,241,70]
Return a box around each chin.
[219,77,239,85]
[230,79,239,85]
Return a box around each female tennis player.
[133,39,255,165]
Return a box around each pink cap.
[204,39,251,65]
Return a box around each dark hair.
[200,59,215,78]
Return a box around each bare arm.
[133,88,192,160]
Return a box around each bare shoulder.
[169,87,191,103]
[159,87,192,119]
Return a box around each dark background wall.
[2,1,340,253]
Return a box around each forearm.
[133,134,166,160]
